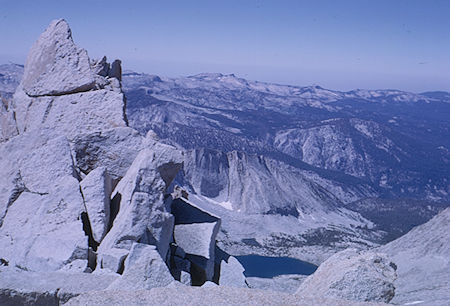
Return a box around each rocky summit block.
[8,18,128,141]
[295,248,397,303]
[21,19,95,97]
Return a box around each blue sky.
[0,0,449,92]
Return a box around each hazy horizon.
[1,0,449,93]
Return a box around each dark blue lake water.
[235,255,318,278]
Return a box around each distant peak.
[190,73,224,78]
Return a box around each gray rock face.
[175,148,381,263]
[80,167,112,243]
[295,248,397,303]
[21,19,95,97]
[107,243,174,290]
[0,104,18,142]
[378,207,450,306]
[180,148,375,215]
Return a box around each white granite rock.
[80,167,112,243]
[174,223,219,259]
[18,136,76,194]
[21,19,95,97]
[107,243,174,290]
[218,256,247,288]
[295,248,396,303]
[12,87,127,139]
[0,129,56,227]
[180,271,192,286]
[201,281,218,288]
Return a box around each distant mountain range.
[121,71,450,200]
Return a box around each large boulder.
[21,19,95,97]
[107,243,174,290]
[174,223,218,259]
[295,248,397,303]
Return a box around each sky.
[0,0,449,92]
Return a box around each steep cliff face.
[179,148,375,216]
